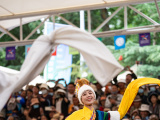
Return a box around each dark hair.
[127,74,132,78]
[68,82,75,87]
[27,89,33,93]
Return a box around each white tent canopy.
[0,0,157,20]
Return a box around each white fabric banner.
[0,26,123,110]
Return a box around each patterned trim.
[90,110,96,120]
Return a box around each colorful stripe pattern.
[96,110,110,120]
[90,110,96,120]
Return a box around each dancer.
[66,78,120,120]
[66,78,160,120]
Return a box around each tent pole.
[154,0,160,20]
[124,6,128,29]
[128,5,159,25]
[87,10,91,33]
[93,7,123,33]
[20,18,23,41]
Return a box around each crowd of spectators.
[0,67,160,120]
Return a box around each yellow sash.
[118,78,160,119]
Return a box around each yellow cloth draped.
[66,106,93,120]
[118,78,160,119]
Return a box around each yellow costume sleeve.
[118,78,160,119]
[65,106,93,120]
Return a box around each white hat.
[56,84,65,89]
[139,104,151,113]
[78,85,96,105]
[56,89,66,94]
[118,79,126,83]
[40,83,49,90]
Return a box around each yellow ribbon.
[118,78,160,119]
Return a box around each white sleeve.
[108,111,120,120]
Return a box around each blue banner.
[114,35,126,50]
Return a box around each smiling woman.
[65,78,120,120]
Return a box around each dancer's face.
[81,90,95,105]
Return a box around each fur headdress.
[75,78,96,104]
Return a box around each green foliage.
[0,21,43,70]
[107,41,160,78]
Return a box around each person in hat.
[28,97,44,119]
[130,109,139,120]
[117,78,126,95]
[139,104,151,120]
[129,95,142,115]
[148,92,160,118]
[39,83,52,118]
[125,66,137,86]
[53,88,70,118]
[66,78,120,120]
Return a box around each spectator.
[148,84,159,97]
[54,89,70,118]
[95,82,104,96]
[129,95,142,115]
[125,66,137,86]
[105,84,123,109]
[98,96,106,111]
[139,104,151,120]
[32,86,40,98]
[131,109,139,120]
[117,78,126,95]
[148,92,160,118]
[68,95,79,114]
[138,87,149,104]
[29,97,44,119]
[67,82,75,104]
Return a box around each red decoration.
[119,55,123,61]
[52,47,57,56]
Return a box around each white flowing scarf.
[0,26,123,110]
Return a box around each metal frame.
[0,1,160,47]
